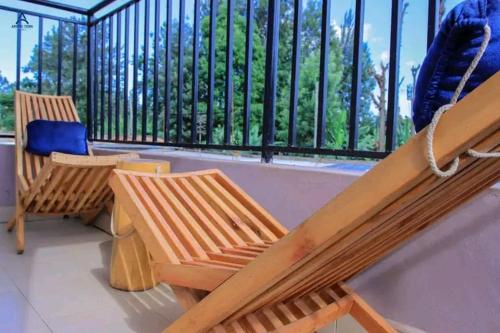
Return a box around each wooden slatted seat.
[7,91,137,254]
[110,168,287,292]
[109,73,500,332]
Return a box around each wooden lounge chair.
[109,73,499,332]
[6,91,137,254]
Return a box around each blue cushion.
[26,120,89,156]
[412,0,500,132]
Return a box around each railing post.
[86,15,94,141]
[427,0,439,50]
[385,0,403,152]
[348,0,365,151]
[261,0,280,163]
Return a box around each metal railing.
[0,0,441,161]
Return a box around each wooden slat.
[215,171,288,238]
[154,263,234,291]
[284,148,499,302]
[127,175,192,261]
[202,175,277,242]
[109,173,180,264]
[176,177,247,246]
[190,175,263,244]
[74,167,111,211]
[43,167,78,212]
[235,138,499,311]
[142,177,208,259]
[163,177,230,249]
[54,167,89,211]
[152,177,220,253]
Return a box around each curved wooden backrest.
[14,91,91,188]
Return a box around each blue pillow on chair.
[412,0,500,132]
[26,120,89,156]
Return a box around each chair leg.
[15,210,25,255]
[6,215,16,232]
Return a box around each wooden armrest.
[50,152,139,167]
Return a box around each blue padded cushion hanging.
[26,120,89,156]
[412,0,500,132]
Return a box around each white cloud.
[332,20,341,38]
[380,50,389,62]
[405,60,417,67]
[363,23,372,40]
[399,94,412,117]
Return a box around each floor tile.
[0,290,51,333]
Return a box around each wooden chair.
[109,73,499,332]
[7,91,137,254]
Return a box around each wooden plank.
[235,138,499,310]
[175,177,247,246]
[341,285,396,333]
[109,172,181,264]
[141,177,208,259]
[127,175,192,261]
[163,177,230,249]
[151,177,220,254]
[43,167,78,212]
[153,262,235,291]
[190,175,263,244]
[203,175,278,242]
[54,167,89,211]
[215,171,288,238]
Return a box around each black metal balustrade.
[0,0,441,162]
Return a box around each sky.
[0,0,464,118]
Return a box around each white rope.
[110,208,136,239]
[427,23,497,178]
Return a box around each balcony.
[0,1,499,333]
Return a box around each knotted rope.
[426,23,499,178]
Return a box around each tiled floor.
[0,218,364,333]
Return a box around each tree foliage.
[0,0,416,155]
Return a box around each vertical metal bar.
[386,0,403,152]
[164,0,173,143]
[16,14,21,90]
[427,0,438,50]
[191,0,200,143]
[37,17,43,94]
[224,0,234,145]
[108,16,113,139]
[93,24,98,139]
[348,0,365,150]
[57,20,62,95]
[86,18,93,140]
[243,0,254,146]
[206,0,217,144]
[152,0,160,142]
[100,22,105,139]
[115,12,121,141]
[288,0,302,147]
[123,7,130,140]
[132,2,139,141]
[316,0,331,148]
[72,24,78,102]
[142,0,150,142]
[176,0,185,143]
[261,0,280,162]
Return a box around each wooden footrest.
[209,284,395,333]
